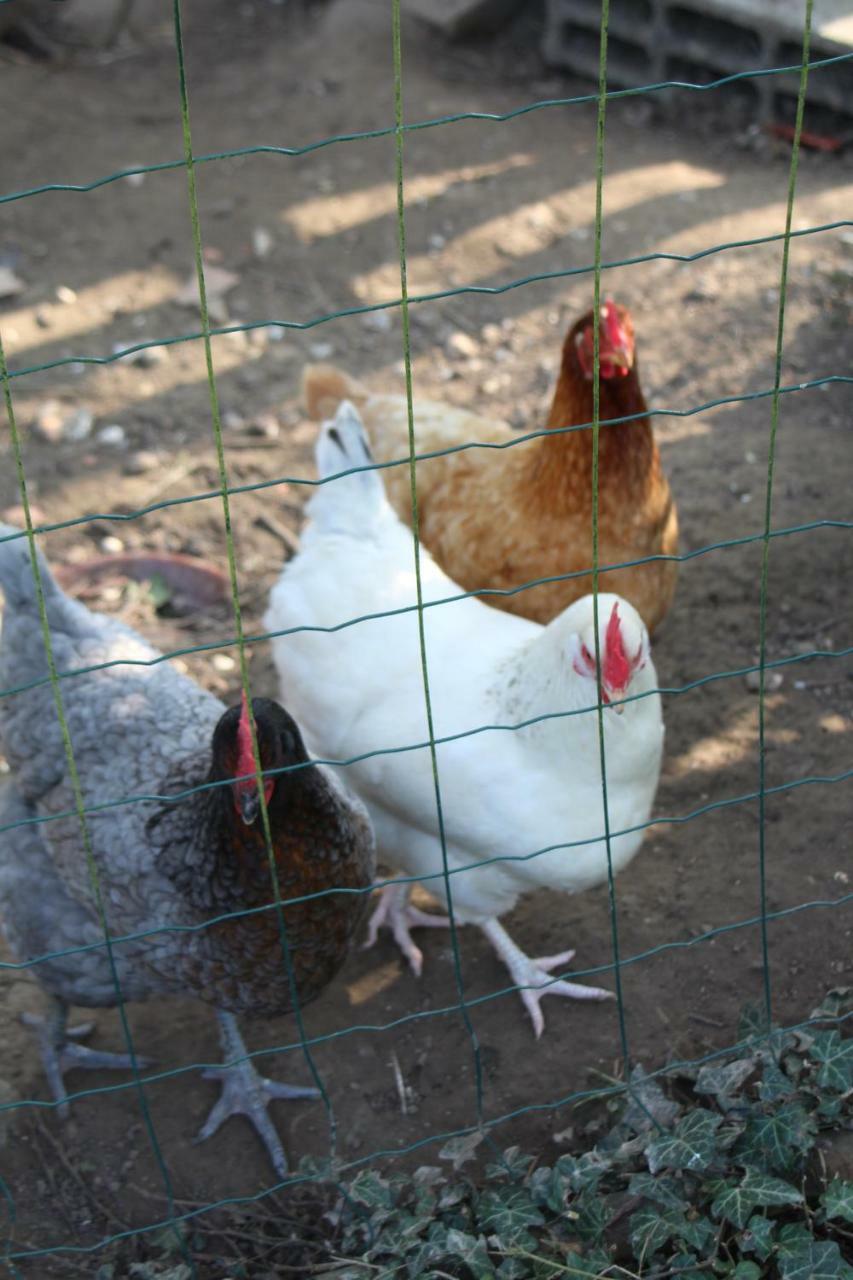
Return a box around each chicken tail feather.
[308,401,388,535]
[302,363,368,421]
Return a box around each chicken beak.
[605,345,632,371]
[239,787,261,826]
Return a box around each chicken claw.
[21,997,152,1118]
[197,1011,319,1177]
[363,879,450,977]
[481,919,613,1039]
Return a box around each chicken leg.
[363,878,450,976]
[21,995,151,1118]
[480,919,613,1039]
[196,1010,319,1178]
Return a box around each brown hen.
[303,299,678,634]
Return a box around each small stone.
[97,424,126,447]
[446,330,478,359]
[252,227,273,258]
[34,308,51,329]
[428,232,446,251]
[248,413,280,439]
[100,536,124,554]
[122,166,145,189]
[56,285,77,305]
[309,341,335,360]
[31,400,66,443]
[123,450,158,476]
[266,325,284,342]
[362,310,392,333]
[0,266,24,300]
[62,409,94,442]
[222,410,246,431]
[481,322,503,344]
[744,669,784,693]
[212,653,236,673]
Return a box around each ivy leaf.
[739,1004,771,1041]
[487,1148,532,1182]
[777,1230,853,1280]
[737,1103,816,1174]
[477,1186,544,1247]
[571,1246,615,1278]
[823,1178,853,1224]
[710,1170,802,1228]
[630,1206,714,1259]
[739,1213,777,1261]
[620,1065,681,1133]
[730,1263,762,1280]
[444,1228,495,1279]
[439,1131,484,1170]
[695,1059,756,1110]
[349,1170,395,1211]
[496,1260,528,1280]
[529,1165,570,1215]
[647,1108,723,1174]
[571,1183,612,1242]
[809,989,853,1022]
[628,1172,688,1211]
[809,1031,853,1093]
[758,1055,796,1103]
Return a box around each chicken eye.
[581,643,594,666]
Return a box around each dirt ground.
[0,0,851,1271]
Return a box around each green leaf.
[809,1031,853,1093]
[147,571,173,612]
[711,1170,802,1228]
[647,1108,723,1174]
[695,1059,756,1110]
[823,1178,853,1224]
[496,1260,528,1280]
[444,1228,495,1279]
[809,989,853,1022]
[529,1165,570,1216]
[758,1055,796,1103]
[737,1103,816,1174]
[739,1004,771,1041]
[571,1183,612,1242]
[628,1172,688,1210]
[477,1186,544,1247]
[571,1247,615,1278]
[730,1263,761,1280]
[487,1148,532,1182]
[439,1130,484,1170]
[777,1232,853,1280]
[630,1205,714,1259]
[619,1065,681,1133]
[739,1213,777,1261]
[349,1169,395,1210]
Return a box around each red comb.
[603,602,632,692]
[236,689,256,779]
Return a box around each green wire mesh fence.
[0,0,851,1269]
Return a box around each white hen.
[265,402,664,1036]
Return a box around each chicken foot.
[363,878,450,977]
[21,996,151,1119]
[480,919,613,1039]
[196,1010,319,1178]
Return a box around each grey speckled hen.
[0,524,375,1175]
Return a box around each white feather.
[265,402,664,927]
